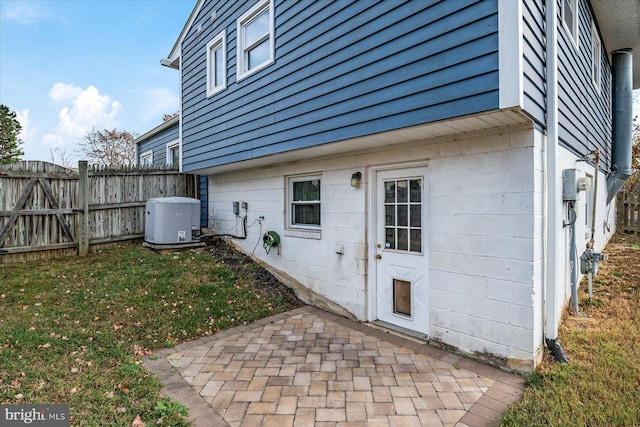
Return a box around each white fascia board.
[499,0,524,109]
[134,115,179,145]
[164,0,205,66]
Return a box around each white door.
[374,167,429,336]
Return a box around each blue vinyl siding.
[522,0,546,126]
[557,0,612,168]
[180,0,500,172]
[136,122,179,166]
[199,175,208,227]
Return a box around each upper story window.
[207,30,227,97]
[561,0,579,47]
[288,175,321,229]
[166,140,180,166]
[591,22,601,92]
[236,0,274,81]
[140,150,153,166]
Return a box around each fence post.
[78,161,89,255]
[617,191,624,232]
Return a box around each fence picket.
[617,191,640,234]
[1,160,197,263]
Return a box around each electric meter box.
[145,197,200,245]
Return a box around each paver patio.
[143,306,523,427]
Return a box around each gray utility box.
[145,197,200,245]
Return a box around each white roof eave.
[591,0,640,89]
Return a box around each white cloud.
[42,134,64,147]
[48,83,122,140]
[49,82,83,103]
[15,109,38,145]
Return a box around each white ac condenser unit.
[144,197,200,245]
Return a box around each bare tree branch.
[77,128,137,166]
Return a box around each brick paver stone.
[146,306,524,427]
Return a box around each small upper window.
[562,0,579,47]
[591,22,601,91]
[207,30,226,97]
[140,150,153,166]
[289,175,321,229]
[236,0,274,81]
[166,140,180,166]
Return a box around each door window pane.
[410,229,421,252]
[397,205,407,227]
[385,205,395,227]
[397,228,408,251]
[397,180,408,203]
[385,182,395,203]
[410,179,421,202]
[410,205,421,227]
[383,177,422,253]
[385,228,395,249]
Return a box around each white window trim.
[590,21,601,93]
[287,174,322,231]
[140,150,153,165]
[561,0,579,49]
[166,139,180,166]
[206,30,227,97]
[236,0,275,82]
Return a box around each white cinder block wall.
[206,125,613,370]
[207,160,369,319]
[425,127,541,370]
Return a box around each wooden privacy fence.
[617,191,640,234]
[0,160,197,263]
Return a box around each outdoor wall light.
[351,172,362,188]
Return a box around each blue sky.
[0,0,194,163]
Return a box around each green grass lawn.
[0,242,302,426]
[501,234,640,427]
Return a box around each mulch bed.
[203,236,305,309]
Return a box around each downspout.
[544,0,568,362]
[606,50,634,204]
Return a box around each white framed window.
[561,0,579,48]
[591,22,601,92]
[140,150,153,165]
[236,0,274,81]
[206,30,227,97]
[288,175,321,229]
[166,140,180,166]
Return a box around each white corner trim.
[499,0,524,109]
[178,54,183,173]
